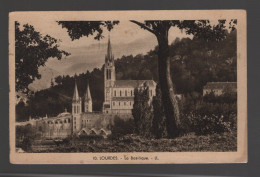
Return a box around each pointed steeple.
[105,35,114,63]
[73,81,80,101]
[85,81,92,101]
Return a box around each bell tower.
[72,80,81,133]
[104,36,116,87]
[103,36,116,113]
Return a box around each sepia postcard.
[9,10,247,164]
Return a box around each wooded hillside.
[16,29,236,121]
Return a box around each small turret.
[72,81,80,102]
[84,81,93,112]
[72,80,82,133]
[72,81,82,115]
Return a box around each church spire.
[105,35,114,63]
[85,81,92,101]
[72,81,80,101]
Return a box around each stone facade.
[103,37,156,114]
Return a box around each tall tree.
[152,84,167,138]
[15,22,70,93]
[58,20,236,138]
[132,83,153,137]
[130,20,237,138]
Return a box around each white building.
[102,37,156,114]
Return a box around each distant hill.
[64,62,103,76]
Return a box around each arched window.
[114,90,116,96]
[106,69,109,80]
[125,90,127,96]
[124,102,126,106]
[120,90,121,96]
[119,102,120,106]
[131,90,133,96]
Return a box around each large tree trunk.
[156,31,180,138]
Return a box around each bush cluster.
[180,92,237,135]
[188,114,232,135]
[109,116,134,140]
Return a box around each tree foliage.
[15,22,70,93]
[16,124,36,151]
[110,116,134,140]
[132,83,153,138]
[57,21,119,40]
[131,20,237,42]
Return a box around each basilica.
[102,37,156,114]
[16,37,156,139]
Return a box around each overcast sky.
[18,19,193,75]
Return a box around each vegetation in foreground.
[28,131,236,153]
[16,88,237,153]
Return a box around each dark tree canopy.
[57,21,119,40]
[15,22,70,93]
[131,20,237,41]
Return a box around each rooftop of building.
[113,80,156,88]
[203,82,237,90]
[112,97,135,101]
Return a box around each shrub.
[180,96,237,135]
[16,124,36,151]
[191,114,231,135]
[110,116,134,140]
[78,134,104,141]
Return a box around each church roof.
[112,97,134,101]
[114,80,156,88]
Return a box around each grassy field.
[31,131,237,153]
